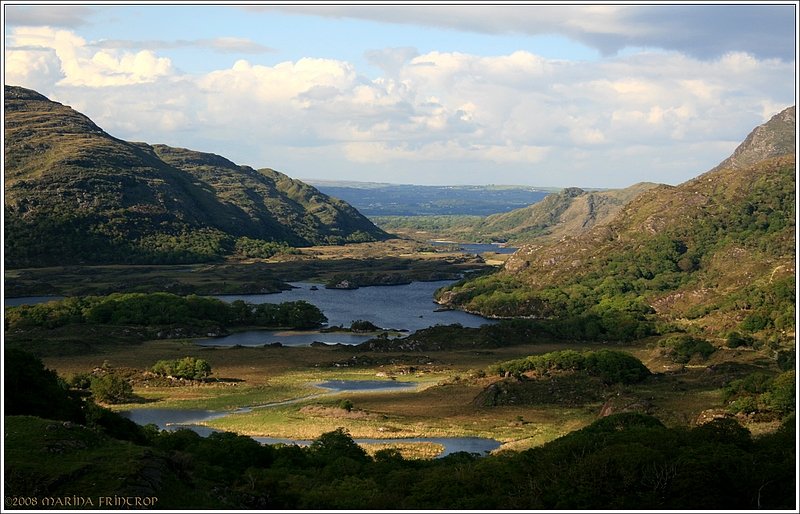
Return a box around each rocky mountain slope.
[437,106,796,341]
[471,182,660,243]
[4,85,387,267]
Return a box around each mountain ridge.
[3,85,388,267]
[437,105,796,340]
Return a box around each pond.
[316,379,418,391]
[119,408,501,458]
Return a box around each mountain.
[437,106,796,341]
[370,183,659,244]
[468,182,660,243]
[3,85,388,267]
[711,106,796,172]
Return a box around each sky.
[2,2,797,188]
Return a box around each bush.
[660,335,716,363]
[350,320,381,332]
[309,428,370,464]
[726,332,756,349]
[90,374,133,404]
[3,349,85,422]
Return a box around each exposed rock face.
[712,106,796,172]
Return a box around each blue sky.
[3,3,797,188]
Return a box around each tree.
[90,374,133,404]
[151,357,212,379]
[309,428,370,464]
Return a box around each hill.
[371,183,659,244]
[436,106,796,342]
[3,85,387,268]
[468,182,660,243]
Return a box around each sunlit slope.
[472,182,660,243]
[437,106,796,339]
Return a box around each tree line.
[5,292,327,330]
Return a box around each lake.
[4,295,64,307]
[429,241,518,255]
[215,280,490,330]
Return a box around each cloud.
[6,27,174,87]
[252,4,796,61]
[90,37,274,54]
[6,24,794,187]
[4,5,96,27]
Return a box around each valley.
[3,86,795,510]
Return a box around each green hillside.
[3,85,387,268]
[436,106,796,343]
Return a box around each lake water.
[4,295,64,307]
[251,436,501,457]
[195,330,373,347]
[430,241,518,255]
[198,280,493,347]
[212,279,492,331]
[316,379,419,391]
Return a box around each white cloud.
[5,25,794,187]
[6,26,174,87]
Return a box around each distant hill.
[468,182,660,243]
[307,181,553,216]
[371,183,659,244]
[3,85,388,267]
[437,106,796,341]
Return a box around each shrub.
[490,349,650,384]
[90,374,133,404]
[660,335,716,363]
[726,332,756,349]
